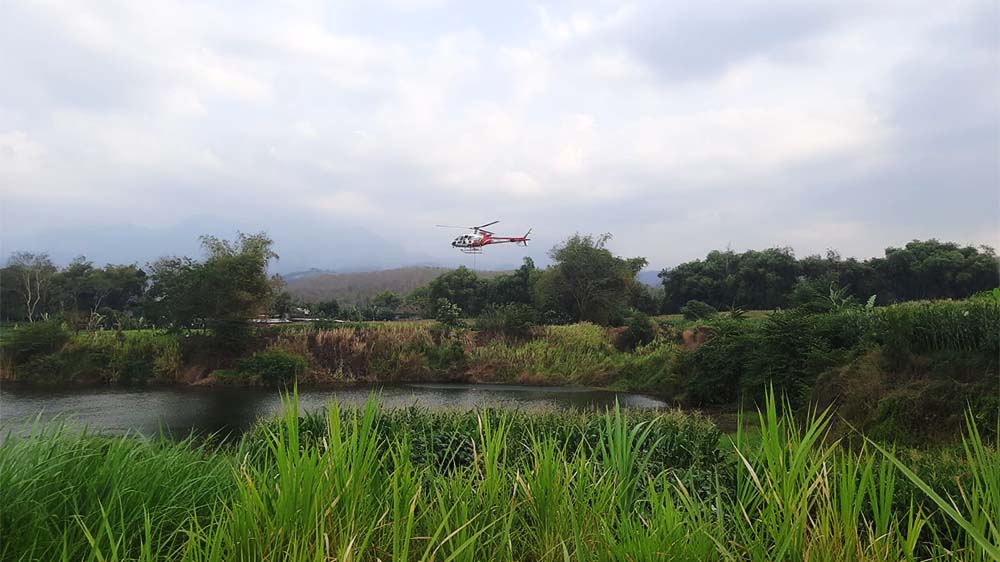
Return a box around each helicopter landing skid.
[460,248,484,254]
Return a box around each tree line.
[3,235,996,331]
[299,233,653,327]
[0,234,279,339]
[659,239,998,313]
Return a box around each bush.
[237,350,308,384]
[678,319,758,404]
[433,298,463,328]
[540,309,573,325]
[3,321,70,365]
[680,300,717,321]
[619,311,655,350]
[475,303,537,339]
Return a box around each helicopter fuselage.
[439,221,531,253]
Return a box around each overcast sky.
[1,0,998,273]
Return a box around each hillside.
[284,266,508,304]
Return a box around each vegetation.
[236,349,309,384]
[4,296,997,444]
[144,232,278,343]
[1,393,997,561]
[660,240,998,313]
[2,231,996,446]
[533,234,646,325]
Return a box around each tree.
[313,299,341,319]
[270,290,294,318]
[656,241,998,312]
[484,257,538,307]
[5,252,56,322]
[427,266,485,316]
[371,291,401,312]
[535,234,646,325]
[362,291,402,321]
[145,232,278,342]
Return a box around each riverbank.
[1,393,994,561]
[3,298,998,444]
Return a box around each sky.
[1,0,998,273]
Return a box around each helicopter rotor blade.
[474,220,500,230]
[435,224,469,229]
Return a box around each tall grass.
[2,392,997,561]
[0,423,234,561]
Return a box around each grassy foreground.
[1,393,997,561]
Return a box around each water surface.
[0,383,667,439]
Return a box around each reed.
[2,391,996,561]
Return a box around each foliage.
[7,330,182,385]
[237,349,309,384]
[1,254,147,324]
[426,266,485,316]
[484,257,538,306]
[0,426,235,562]
[534,233,646,325]
[433,298,463,327]
[619,310,655,350]
[678,318,759,404]
[475,302,538,339]
[677,299,999,415]
[1,319,70,364]
[3,394,997,561]
[680,299,718,320]
[313,298,341,318]
[660,240,999,312]
[145,232,278,343]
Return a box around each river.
[0,384,668,439]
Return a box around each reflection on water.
[0,383,668,439]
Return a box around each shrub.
[619,311,655,350]
[679,319,758,404]
[476,303,537,339]
[433,298,463,328]
[540,309,573,325]
[2,320,70,365]
[680,300,717,321]
[237,350,308,384]
[739,311,841,404]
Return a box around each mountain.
[1,215,425,273]
[636,270,662,287]
[284,266,509,304]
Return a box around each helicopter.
[435,220,531,254]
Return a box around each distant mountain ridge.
[284,266,508,305]
[636,270,661,287]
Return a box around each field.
[1,392,996,561]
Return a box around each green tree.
[362,291,401,321]
[484,257,538,307]
[535,234,646,325]
[145,232,278,343]
[661,240,998,312]
[433,298,463,327]
[313,299,340,319]
[427,266,484,316]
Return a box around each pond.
[0,383,668,439]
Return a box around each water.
[0,384,668,439]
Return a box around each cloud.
[1,0,996,272]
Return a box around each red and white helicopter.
[436,220,531,254]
